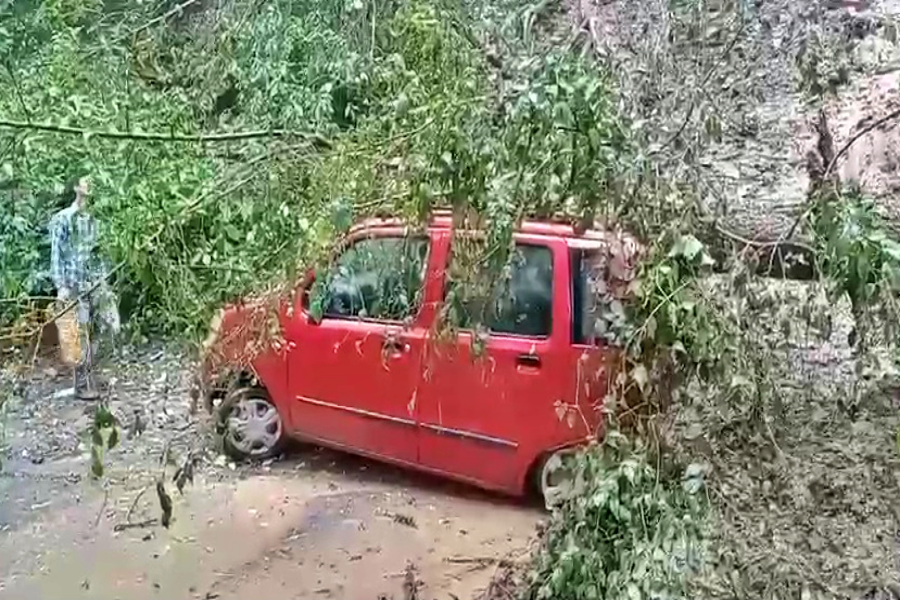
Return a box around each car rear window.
[314,236,428,322]
[443,241,553,338]
[571,247,605,345]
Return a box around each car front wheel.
[219,387,285,460]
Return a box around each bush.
[528,432,707,600]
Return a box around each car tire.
[537,449,578,510]
[218,386,286,461]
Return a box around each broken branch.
[825,105,900,179]
[0,118,332,148]
[113,518,158,532]
[120,0,200,41]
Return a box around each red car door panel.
[417,236,578,494]
[284,233,432,466]
[288,317,422,463]
[418,335,556,492]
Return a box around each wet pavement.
[0,346,540,600]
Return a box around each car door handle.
[382,335,409,354]
[516,354,541,368]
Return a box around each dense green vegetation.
[3,1,900,599]
[0,0,624,341]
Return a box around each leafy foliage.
[3,1,900,599]
[530,434,707,600]
[0,0,371,339]
[0,0,625,346]
[811,188,900,332]
[90,402,119,479]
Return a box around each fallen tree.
[1,1,899,599]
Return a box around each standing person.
[49,175,120,400]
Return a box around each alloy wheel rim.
[225,394,282,456]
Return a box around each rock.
[52,387,75,400]
[577,0,900,241]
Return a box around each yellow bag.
[56,305,82,366]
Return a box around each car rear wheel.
[219,387,285,460]
[538,449,578,510]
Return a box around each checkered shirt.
[49,203,105,292]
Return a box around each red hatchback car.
[197,213,635,505]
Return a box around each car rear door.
[416,233,581,493]
[284,230,436,466]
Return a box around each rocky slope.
[573,0,900,241]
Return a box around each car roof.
[348,210,617,244]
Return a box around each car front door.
[284,232,432,466]
[416,235,572,493]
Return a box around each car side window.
[444,242,553,337]
[571,248,604,345]
[311,236,428,322]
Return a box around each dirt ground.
[0,346,541,600]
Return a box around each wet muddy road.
[0,349,540,600]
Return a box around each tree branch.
[824,105,900,179]
[0,118,332,148]
[714,223,815,255]
[2,61,32,124]
[778,107,900,245]
[653,13,745,155]
[117,0,201,42]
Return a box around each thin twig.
[187,264,251,273]
[783,105,900,242]
[0,118,331,148]
[715,224,816,255]
[94,487,110,528]
[451,18,504,71]
[39,265,125,331]
[0,296,57,304]
[113,518,158,532]
[116,0,200,42]
[444,556,508,565]
[2,60,32,124]
[825,105,900,180]
[370,0,377,63]
[653,12,746,154]
[626,280,691,351]
[124,484,152,524]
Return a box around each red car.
[197,213,636,505]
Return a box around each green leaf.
[91,426,104,448]
[644,315,657,341]
[627,583,641,600]
[94,404,116,429]
[107,426,119,450]
[729,374,752,389]
[683,463,706,494]
[157,481,173,528]
[91,445,104,479]
[224,224,242,242]
[669,234,704,261]
[631,364,649,392]
[882,239,900,262]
